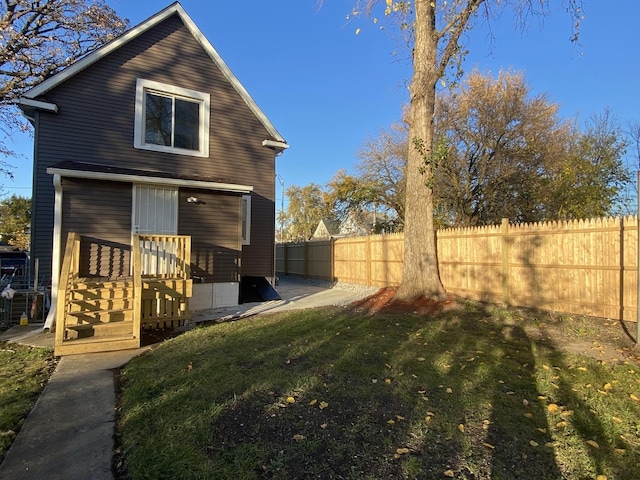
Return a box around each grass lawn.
[115,300,640,480]
[0,342,55,462]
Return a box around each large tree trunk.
[395,0,447,302]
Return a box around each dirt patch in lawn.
[349,287,640,366]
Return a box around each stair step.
[71,288,134,300]
[67,308,133,323]
[65,320,134,339]
[55,335,140,356]
[69,299,134,312]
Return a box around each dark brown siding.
[32,13,277,283]
[178,189,241,283]
[61,179,132,277]
[241,193,275,277]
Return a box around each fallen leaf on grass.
[612,416,622,423]
[483,442,495,449]
[444,470,455,478]
[292,434,305,442]
[319,401,329,410]
[630,393,639,402]
[286,396,295,404]
[396,447,410,455]
[458,424,465,433]
[387,419,396,425]
[446,387,453,394]
[530,440,539,447]
[309,399,317,406]
[547,403,559,413]
[596,476,607,480]
[320,423,327,429]
[586,440,600,449]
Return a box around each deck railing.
[134,234,192,328]
[54,232,81,349]
[55,233,192,354]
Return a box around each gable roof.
[20,2,287,147]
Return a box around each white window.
[134,79,210,157]
[241,194,251,245]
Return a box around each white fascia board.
[17,97,58,112]
[46,167,254,194]
[262,139,289,151]
[24,3,185,99]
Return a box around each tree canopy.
[279,183,333,242]
[321,70,630,230]
[0,0,129,163]
[432,71,629,226]
[0,194,30,250]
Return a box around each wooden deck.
[54,233,192,355]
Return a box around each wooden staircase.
[56,278,140,355]
[54,233,192,356]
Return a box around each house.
[338,211,374,237]
[18,3,287,354]
[311,218,341,240]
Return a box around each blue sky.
[2,1,639,217]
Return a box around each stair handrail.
[132,235,143,341]
[134,234,192,326]
[54,232,80,348]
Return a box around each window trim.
[134,78,210,157]
[241,194,251,246]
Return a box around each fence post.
[366,236,372,286]
[304,241,308,279]
[501,218,510,305]
[330,238,335,282]
[282,243,288,276]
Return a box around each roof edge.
[24,2,183,99]
[46,166,254,194]
[23,2,287,144]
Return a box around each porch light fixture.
[186,196,199,203]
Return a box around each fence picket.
[277,216,639,322]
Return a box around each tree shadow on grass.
[116,301,640,480]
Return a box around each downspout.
[43,174,63,331]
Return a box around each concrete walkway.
[0,277,376,480]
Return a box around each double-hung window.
[134,79,210,157]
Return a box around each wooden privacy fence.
[275,216,639,322]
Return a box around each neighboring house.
[311,210,400,241]
[311,218,341,240]
[338,211,374,237]
[18,3,288,331]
